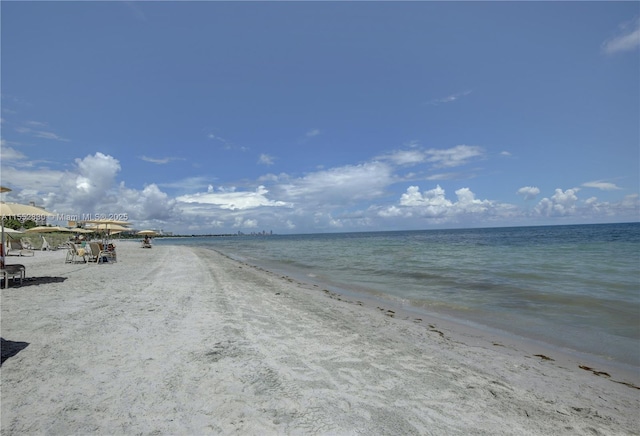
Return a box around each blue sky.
[1,1,638,234]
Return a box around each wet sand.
[1,241,638,435]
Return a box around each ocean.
[155,223,640,370]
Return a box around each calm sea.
[156,223,640,369]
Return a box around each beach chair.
[88,242,115,264]
[7,240,35,257]
[41,237,51,251]
[1,264,26,288]
[87,242,101,263]
[20,238,35,250]
[65,243,87,264]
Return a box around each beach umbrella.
[84,222,131,245]
[3,228,25,234]
[1,200,56,267]
[0,202,56,219]
[25,226,74,233]
[85,223,130,232]
[80,218,131,226]
[137,230,158,236]
[2,228,25,254]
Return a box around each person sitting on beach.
[142,235,152,248]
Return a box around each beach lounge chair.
[41,237,51,251]
[7,240,34,257]
[65,243,87,264]
[20,238,35,250]
[87,242,101,263]
[88,242,116,264]
[1,264,26,288]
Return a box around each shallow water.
[157,223,640,369]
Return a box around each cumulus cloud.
[10,152,180,225]
[2,142,638,233]
[602,19,640,55]
[117,183,178,221]
[517,186,541,200]
[390,184,514,224]
[68,152,122,210]
[534,188,579,217]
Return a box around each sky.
[1,1,638,235]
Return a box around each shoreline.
[2,241,638,434]
[206,245,640,383]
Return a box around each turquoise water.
[156,223,640,369]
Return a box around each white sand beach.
[1,241,638,435]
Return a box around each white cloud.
[380,145,483,170]
[424,145,484,168]
[306,129,321,137]
[159,176,214,192]
[233,217,258,228]
[381,149,426,166]
[534,188,579,217]
[176,185,291,211]
[34,131,69,142]
[427,172,463,181]
[2,144,638,233]
[258,154,275,166]
[15,122,69,141]
[117,183,178,221]
[391,184,516,224]
[517,186,541,200]
[400,185,449,207]
[426,90,472,105]
[140,156,183,164]
[581,181,622,191]
[279,161,393,205]
[2,151,180,226]
[602,19,640,55]
[0,145,27,161]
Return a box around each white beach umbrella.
[137,230,158,236]
[1,200,56,267]
[85,223,130,232]
[25,226,74,233]
[80,218,131,227]
[3,228,25,234]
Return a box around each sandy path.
[1,242,638,435]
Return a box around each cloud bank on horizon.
[1,2,638,234]
[2,147,637,234]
